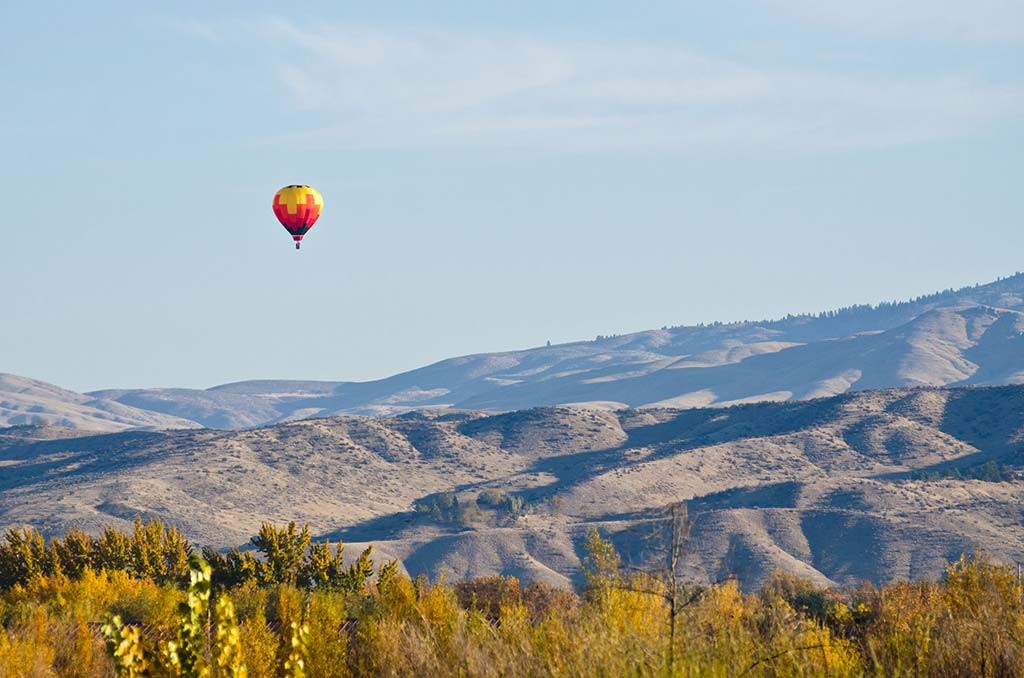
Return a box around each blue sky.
[2,2,1022,391]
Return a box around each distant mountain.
[85,273,1024,429]
[3,385,1022,588]
[0,374,199,432]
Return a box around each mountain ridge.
[90,272,1024,428]
[5,272,1024,431]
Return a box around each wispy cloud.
[252,18,1023,152]
[761,0,1024,43]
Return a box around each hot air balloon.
[272,185,323,249]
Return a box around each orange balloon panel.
[272,185,323,242]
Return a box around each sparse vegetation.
[415,490,530,527]
[2,521,1023,676]
[475,490,528,524]
[666,272,1024,332]
[911,460,1019,483]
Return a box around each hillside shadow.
[316,387,1021,552]
[0,430,204,492]
[323,397,856,545]
[938,386,1024,462]
[317,510,430,544]
[685,481,803,511]
[874,385,1024,482]
[510,396,851,503]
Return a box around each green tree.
[95,525,132,572]
[251,522,311,586]
[340,546,375,594]
[51,528,95,579]
[129,517,193,585]
[299,539,345,590]
[0,527,48,588]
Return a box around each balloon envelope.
[272,185,323,248]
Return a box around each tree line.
[0,519,383,595]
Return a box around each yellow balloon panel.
[274,185,324,215]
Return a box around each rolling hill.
[76,272,1024,429]
[3,385,1022,589]
[0,374,199,432]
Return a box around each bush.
[3,522,1023,676]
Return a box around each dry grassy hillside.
[0,374,200,431]
[86,273,1024,427]
[2,385,1022,589]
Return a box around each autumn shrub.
[302,590,351,678]
[0,607,58,678]
[224,579,266,623]
[858,554,1024,677]
[762,569,839,622]
[4,521,1024,677]
[50,617,111,678]
[237,607,278,678]
[522,580,578,620]
[454,575,522,619]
